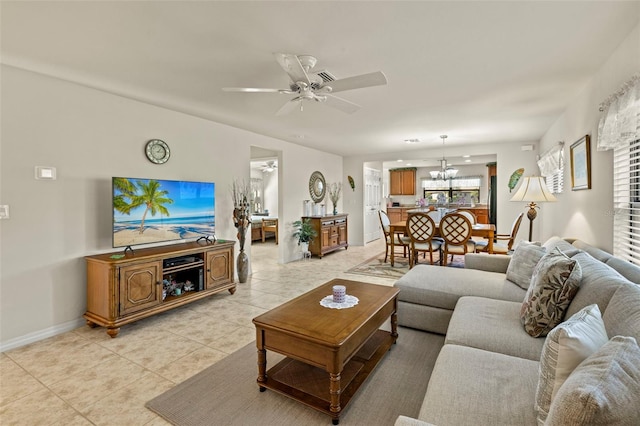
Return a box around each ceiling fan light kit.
[223,53,387,115]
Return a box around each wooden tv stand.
[84,240,235,337]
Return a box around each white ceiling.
[2,1,638,162]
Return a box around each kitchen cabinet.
[389,168,416,195]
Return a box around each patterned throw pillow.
[506,240,546,290]
[546,336,640,426]
[535,304,608,425]
[520,247,583,337]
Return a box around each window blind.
[613,137,640,266]
[545,152,564,194]
[421,176,481,189]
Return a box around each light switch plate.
[35,166,57,180]
[0,205,9,219]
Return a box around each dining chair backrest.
[506,212,525,250]
[378,210,391,234]
[440,213,473,246]
[456,210,477,225]
[427,210,441,222]
[407,213,437,244]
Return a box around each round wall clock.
[145,139,170,164]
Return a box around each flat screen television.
[112,177,215,249]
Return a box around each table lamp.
[509,176,557,241]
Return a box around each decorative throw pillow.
[535,304,608,425]
[506,240,546,290]
[546,336,640,426]
[520,247,582,337]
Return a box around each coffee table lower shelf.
[257,329,396,424]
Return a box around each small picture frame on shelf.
[570,134,591,191]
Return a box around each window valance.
[597,73,640,151]
[537,142,564,177]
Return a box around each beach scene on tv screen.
[113,177,215,247]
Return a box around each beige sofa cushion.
[394,265,525,310]
[520,248,582,337]
[602,282,640,342]
[546,336,640,426]
[535,304,609,425]
[446,296,544,361]
[419,344,538,426]
[565,252,629,318]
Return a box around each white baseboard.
[0,317,86,352]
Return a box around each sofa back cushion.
[602,282,640,342]
[571,239,640,283]
[565,252,628,318]
[543,236,576,253]
[506,241,546,290]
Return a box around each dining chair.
[261,218,278,244]
[439,213,476,266]
[456,210,477,224]
[378,210,410,263]
[406,213,442,268]
[476,212,524,254]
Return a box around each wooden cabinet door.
[401,170,416,195]
[475,209,489,224]
[338,223,348,245]
[205,248,232,289]
[119,261,162,316]
[389,170,403,195]
[387,209,402,223]
[321,227,331,249]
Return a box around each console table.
[84,240,235,337]
[302,214,348,258]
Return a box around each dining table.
[389,220,496,266]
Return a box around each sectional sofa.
[393,236,640,426]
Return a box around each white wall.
[0,66,341,349]
[538,22,640,252]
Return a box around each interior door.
[364,167,382,243]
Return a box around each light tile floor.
[1,238,393,425]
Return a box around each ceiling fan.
[261,160,278,173]
[223,53,387,115]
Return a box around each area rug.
[346,252,464,280]
[146,327,444,426]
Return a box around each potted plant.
[292,218,317,253]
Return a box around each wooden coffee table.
[252,279,399,424]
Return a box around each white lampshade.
[510,176,557,202]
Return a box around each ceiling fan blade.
[323,94,361,114]
[324,71,388,93]
[275,99,302,116]
[274,53,311,86]
[222,87,282,93]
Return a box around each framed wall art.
[570,134,591,191]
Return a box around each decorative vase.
[333,203,338,215]
[237,250,249,283]
[300,241,309,254]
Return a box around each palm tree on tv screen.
[114,178,174,234]
[113,177,137,215]
[132,180,173,234]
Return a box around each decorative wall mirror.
[309,171,326,203]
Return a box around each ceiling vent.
[314,69,336,83]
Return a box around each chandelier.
[430,135,458,180]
